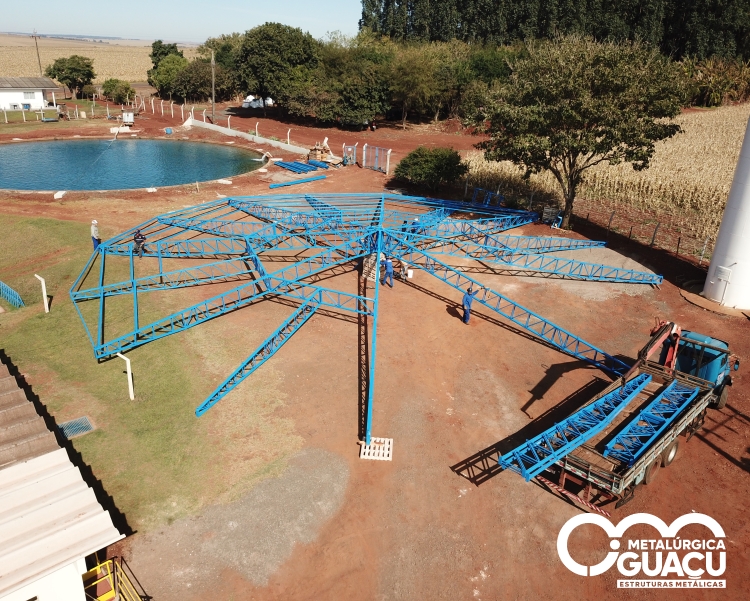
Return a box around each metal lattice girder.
[385,233,630,375]
[420,214,535,239]
[158,216,274,238]
[195,296,321,416]
[230,200,329,229]
[305,195,345,223]
[480,234,606,254]
[603,381,701,466]
[91,234,373,359]
[280,283,373,315]
[72,257,261,300]
[498,374,652,480]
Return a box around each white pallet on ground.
[359,437,393,461]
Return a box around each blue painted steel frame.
[498,374,652,480]
[69,193,664,435]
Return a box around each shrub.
[81,84,96,99]
[395,147,468,191]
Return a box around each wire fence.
[0,280,25,308]
[572,197,715,264]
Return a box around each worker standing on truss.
[133,229,146,258]
[381,257,395,288]
[462,286,482,324]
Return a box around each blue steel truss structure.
[69,193,662,445]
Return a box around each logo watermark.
[557,513,726,588]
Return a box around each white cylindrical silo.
[703,117,750,309]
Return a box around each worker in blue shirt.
[381,256,394,287]
[462,285,484,324]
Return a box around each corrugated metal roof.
[0,365,124,598]
[0,77,60,90]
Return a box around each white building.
[0,77,60,111]
[0,361,124,601]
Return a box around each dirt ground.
[1,114,749,600]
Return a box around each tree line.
[360,0,750,61]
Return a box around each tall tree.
[237,23,320,114]
[44,55,95,98]
[470,36,684,227]
[148,40,184,86]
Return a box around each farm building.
[0,359,124,601]
[0,77,59,111]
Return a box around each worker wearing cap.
[381,256,394,288]
[91,220,100,250]
[411,217,420,234]
[462,285,483,324]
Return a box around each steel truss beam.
[603,381,700,466]
[195,296,321,416]
[385,233,630,375]
[498,374,652,480]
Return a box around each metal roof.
[0,77,60,90]
[0,365,124,598]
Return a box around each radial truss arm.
[195,296,321,416]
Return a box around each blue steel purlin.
[69,194,662,442]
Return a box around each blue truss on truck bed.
[70,193,662,445]
[603,381,701,466]
[498,374,652,480]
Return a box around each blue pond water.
[0,139,264,190]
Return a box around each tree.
[81,84,96,99]
[237,23,321,114]
[101,79,135,103]
[395,146,468,190]
[44,55,95,99]
[389,44,439,127]
[148,40,184,86]
[172,60,233,103]
[199,33,244,97]
[151,54,188,99]
[471,37,684,228]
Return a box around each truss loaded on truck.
[500,320,739,513]
[70,193,661,448]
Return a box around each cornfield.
[0,41,198,83]
[466,103,750,241]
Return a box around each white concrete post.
[116,353,135,401]
[287,129,291,145]
[170,101,174,118]
[160,100,164,116]
[151,97,154,113]
[2,109,6,124]
[180,104,184,120]
[255,122,259,137]
[191,106,195,119]
[385,149,392,175]
[22,109,26,123]
[227,116,231,130]
[203,109,207,122]
[75,106,79,119]
[34,274,49,313]
[362,144,368,167]
[106,104,110,118]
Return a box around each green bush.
[394,147,468,191]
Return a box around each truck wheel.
[662,440,679,467]
[644,457,662,485]
[715,387,728,410]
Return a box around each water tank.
[703,117,750,309]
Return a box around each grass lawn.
[0,215,302,530]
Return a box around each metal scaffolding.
[70,193,661,445]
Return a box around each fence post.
[699,237,709,265]
[116,353,135,401]
[463,177,469,199]
[181,105,184,120]
[287,129,291,145]
[151,97,154,113]
[676,237,681,256]
[170,101,174,118]
[227,116,231,130]
[362,144,368,168]
[628,225,633,239]
[160,100,164,116]
[385,149,392,175]
[203,109,206,123]
[22,108,26,122]
[650,222,660,246]
[34,274,49,313]
[606,211,615,236]
[255,122,259,137]
[3,108,6,124]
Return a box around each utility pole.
[31,29,43,77]
[211,49,215,124]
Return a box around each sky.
[3,0,362,43]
